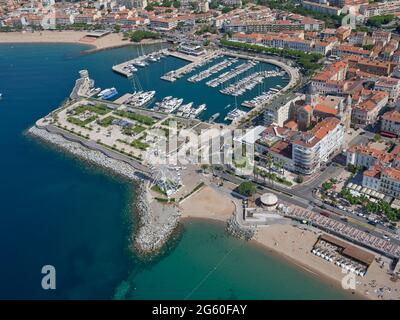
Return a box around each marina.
[112,48,168,78]
[219,69,285,97]
[187,58,238,83]
[98,48,290,124]
[160,51,220,82]
[206,60,257,88]
[241,86,284,109]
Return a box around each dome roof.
[260,193,278,206]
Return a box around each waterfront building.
[362,164,382,191]
[263,94,306,127]
[149,16,178,30]
[291,117,344,175]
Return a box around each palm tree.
[265,153,273,185]
[276,159,286,176]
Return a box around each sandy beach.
[180,185,235,222]
[178,183,399,300]
[254,224,400,300]
[0,30,164,52]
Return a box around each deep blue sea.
[0,43,352,299]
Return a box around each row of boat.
[220,71,266,97]
[224,108,247,122]
[127,91,155,108]
[154,96,207,118]
[206,60,258,88]
[176,102,207,119]
[220,69,286,97]
[241,86,282,108]
[187,58,238,83]
[122,51,166,75]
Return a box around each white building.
[263,94,305,127]
[292,117,344,175]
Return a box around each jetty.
[205,60,257,88]
[160,50,221,82]
[187,58,237,83]
[112,49,168,78]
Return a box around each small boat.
[208,113,220,123]
[0,93,2,99]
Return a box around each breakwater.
[28,126,180,257]
[133,183,181,257]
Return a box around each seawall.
[28,125,180,257]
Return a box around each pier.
[112,49,169,78]
[205,60,257,88]
[160,50,221,82]
[187,58,237,83]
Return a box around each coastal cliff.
[28,126,180,257]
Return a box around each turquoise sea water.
[0,43,352,299]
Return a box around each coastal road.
[214,169,400,245]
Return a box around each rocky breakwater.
[28,126,181,257]
[133,183,181,257]
[226,216,256,241]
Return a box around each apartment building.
[292,117,344,175]
[310,61,348,94]
[263,94,306,127]
[346,144,395,168]
[380,167,400,198]
[374,76,400,100]
[346,56,391,77]
[348,32,367,46]
[149,17,178,30]
[332,44,371,58]
[351,90,389,126]
[224,17,324,33]
[381,110,400,137]
[301,1,342,16]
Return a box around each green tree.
[238,181,256,197]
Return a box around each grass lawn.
[131,139,149,150]
[74,104,111,116]
[67,115,97,128]
[114,110,155,126]
[98,115,117,127]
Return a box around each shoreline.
[28,126,395,300]
[27,125,179,257]
[0,30,167,54]
[181,217,359,299]
[250,233,364,300]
